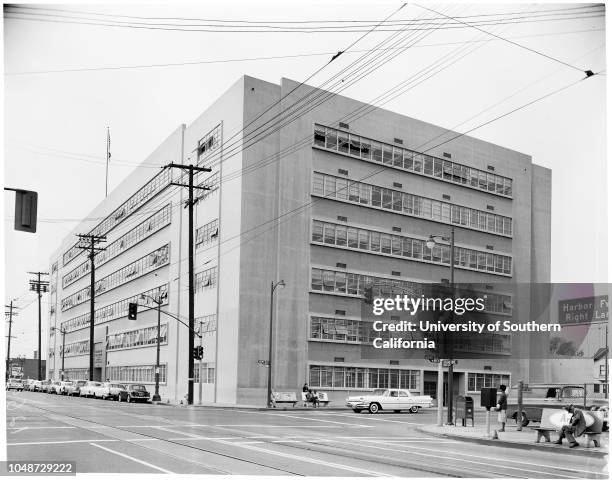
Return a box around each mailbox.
[456,395,474,427]
[480,387,498,409]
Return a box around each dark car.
[118,384,150,403]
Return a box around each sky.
[1,1,608,360]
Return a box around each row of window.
[195,266,218,292]
[63,339,90,357]
[63,205,172,289]
[194,363,216,384]
[455,334,512,355]
[63,169,172,266]
[61,284,168,333]
[107,324,168,351]
[312,173,512,237]
[197,124,222,167]
[61,245,170,312]
[467,372,510,392]
[311,268,512,315]
[314,124,513,197]
[106,364,167,384]
[62,368,89,380]
[197,171,221,200]
[195,314,217,334]
[312,220,512,276]
[309,365,420,390]
[195,219,219,250]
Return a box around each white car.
[49,380,63,394]
[6,378,23,391]
[346,389,434,414]
[29,380,43,392]
[79,381,103,397]
[93,382,112,399]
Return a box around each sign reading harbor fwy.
[559,295,608,324]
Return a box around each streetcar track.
[7,396,303,476]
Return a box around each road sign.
[442,359,458,367]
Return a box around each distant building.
[47,76,551,405]
[8,358,46,380]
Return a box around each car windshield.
[131,385,146,391]
[77,381,87,386]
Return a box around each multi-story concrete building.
[47,75,551,405]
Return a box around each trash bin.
[456,395,474,427]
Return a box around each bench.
[531,408,604,447]
[300,392,330,407]
[272,392,297,407]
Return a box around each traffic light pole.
[166,163,211,405]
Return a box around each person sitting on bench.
[554,404,586,448]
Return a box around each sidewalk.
[418,424,608,458]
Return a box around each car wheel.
[368,403,380,414]
[409,406,419,414]
[352,409,362,413]
[127,395,132,403]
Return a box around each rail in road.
[6,391,608,478]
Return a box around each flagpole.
[105,126,110,198]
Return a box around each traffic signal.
[10,189,38,233]
[193,346,203,360]
[128,302,138,320]
[363,286,374,305]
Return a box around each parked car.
[79,381,103,398]
[29,380,43,392]
[49,380,63,394]
[507,384,609,429]
[41,380,52,393]
[57,380,73,395]
[93,382,112,399]
[6,378,23,391]
[66,380,87,396]
[107,383,127,401]
[21,378,34,390]
[346,389,434,414]
[118,384,151,403]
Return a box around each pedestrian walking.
[554,404,586,448]
[495,384,508,432]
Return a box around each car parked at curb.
[118,384,151,403]
[79,381,103,398]
[28,380,43,392]
[108,383,127,401]
[58,380,73,395]
[66,380,87,396]
[49,380,63,394]
[346,389,434,414]
[41,380,52,393]
[93,382,112,399]
[6,378,23,391]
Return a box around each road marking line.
[364,439,608,476]
[90,442,174,474]
[9,426,77,430]
[8,439,116,446]
[324,412,425,425]
[214,424,349,428]
[330,438,585,478]
[153,426,201,438]
[255,412,372,427]
[210,438,395,476]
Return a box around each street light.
[140,291,168,403]
[268,280,285,408]
[427,226,455,426]
[51,327,67,381]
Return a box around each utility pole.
[51,327,67,381]
[76,234,106,381]
[105,127,111,198]
[28,272,49,380]
[5,301,19,380]
[166,163,211,404]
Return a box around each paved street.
[6,391,608,477]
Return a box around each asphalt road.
[5,390,608,477]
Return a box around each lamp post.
[268,280,285,408]
[51,327,67,381]
[426,226,455,426]
[140,291,168,403]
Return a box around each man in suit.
[554,404,586,448]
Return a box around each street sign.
[425,355,440,364]
[442,359,458,367]
[257,360,269,366]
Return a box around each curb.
[416,426,607,458]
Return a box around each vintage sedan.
[108,383,127,401]
[346,389,434,414]
[66,380,87,396]
[118,384,151,403]
[79,381,103,398]
[6,378,23,391]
